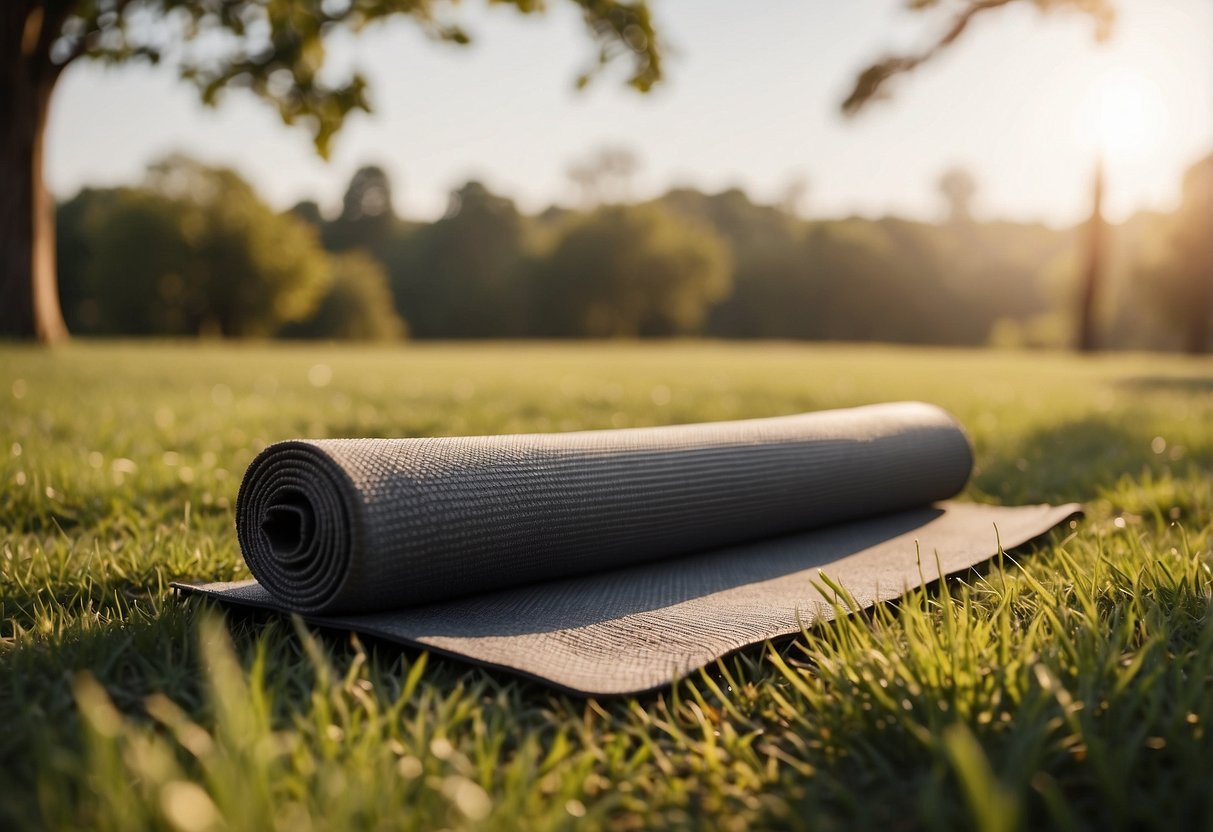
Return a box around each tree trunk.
[1185,315,1210,355]
[1185,275,1212,354]
[0,4,69,344]
[1075,160,1104,353]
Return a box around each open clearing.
[2,342,1211,830]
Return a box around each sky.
[46,0,1213,227]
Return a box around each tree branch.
[842,0,1113,116]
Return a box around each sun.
[1084,68,1169,164]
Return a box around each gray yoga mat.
[179,402,1080,695]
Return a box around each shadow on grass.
[974,414,1213,505]
[0,597,483,714]
[1117,375,1213,395]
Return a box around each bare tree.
[566,146,644,207]
[938,167,978,224]
[567,161,602,207]
[779,173,811,218]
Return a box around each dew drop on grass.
[308,364,333,388]
[111,458,137,475]
[442,776,491,821]
[210,384,233,407]
[159,781,220,832]
[254,374,279,397]
[397,756,423,779]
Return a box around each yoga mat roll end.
[236,441,362,615]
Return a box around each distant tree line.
[55,152,1213,351]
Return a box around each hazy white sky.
[46,0,1213,227]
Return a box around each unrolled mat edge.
[179,505,1080,694]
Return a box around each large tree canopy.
[0,0,662,343]
[36,0,662,154]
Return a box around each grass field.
[2,341,1212,831]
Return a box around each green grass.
[2,341,1212,831]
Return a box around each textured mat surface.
[179,402,1080,694]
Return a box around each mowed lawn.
[2,341,1212,831]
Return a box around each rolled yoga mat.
[179,402,1080,695]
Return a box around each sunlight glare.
[1085,69,1169,164]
